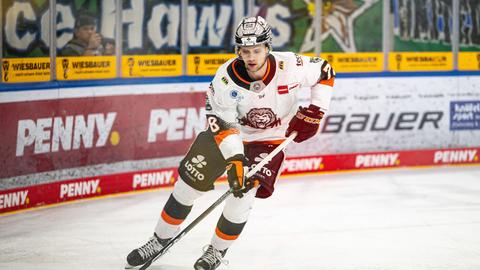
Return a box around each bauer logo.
[184,155,206,181]
[355,153,400,168]
[321,111,443,133]
[132,170,175,188]
[0,190,29,209]
[59,179,100,199]
[450,101,480,130]
[433,150,478,164]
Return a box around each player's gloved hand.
[244,178,260,193]
[286,104,325,143]
[226,154,246,198]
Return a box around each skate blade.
[124,263,140,269]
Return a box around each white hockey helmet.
[234,16,272,51]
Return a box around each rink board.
[0,75,479,214]
[1,147,479,214]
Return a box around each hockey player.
[125,16,335,270]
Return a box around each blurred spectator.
[61,14,114,56]
[103,38,116,55]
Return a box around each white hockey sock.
[154,178,204,239]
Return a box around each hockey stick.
[138,132,297,270]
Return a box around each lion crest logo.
[240,108,281,129]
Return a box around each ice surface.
[1,166,480,270]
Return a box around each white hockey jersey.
[206,51,334,158]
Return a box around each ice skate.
[193,245,228,270]
[125,233,170,269]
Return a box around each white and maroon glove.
[285,104,324,143]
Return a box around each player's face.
[238,44,269,72]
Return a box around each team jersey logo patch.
[184,155,207,181]
[294,54,303,66]
[277,85,289,94]
[253,82,261,91]
[192,155,207,168]
[208,83,215,95]
[221,76,229,85]
[250,80,266,93]
[240,108,281,129]
[228,89,244,102]
[277,83,300,95]
[205,95,212,111]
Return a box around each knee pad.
[172,178,204,206]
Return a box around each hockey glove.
[244,178,260,193]
[226,154,246,198]
[286,104,325,143]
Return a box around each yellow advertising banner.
[187,54,236,75]
[56,56,116,80]
[458,52,480,71]
[1,57,51,83]
[320,52,384,72]
[388,52,453,71]
[121,55,182,77]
